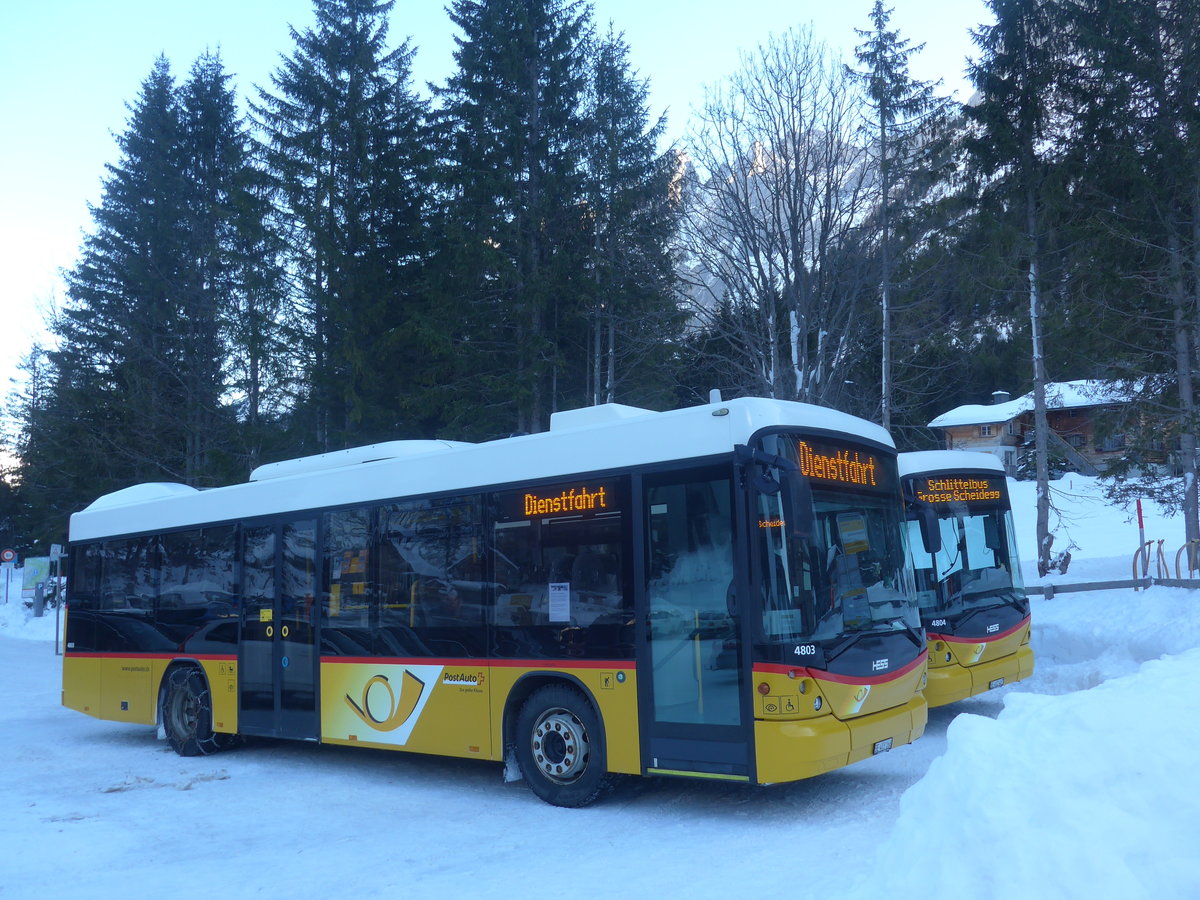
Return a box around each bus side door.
[239,518,319,740]
[638,467,752,781]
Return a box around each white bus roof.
[71,397,893,542]
[898,450,1006,477]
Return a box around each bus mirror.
[919,505,942,555]
[735,444,811,537]
[786,475,813,539]
[984,515,1002,551]
[736,445,794,496]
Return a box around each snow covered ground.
[2,476,1198,898]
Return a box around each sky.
[2,472,1198,897]
[0,0,989,398]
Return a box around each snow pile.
[866,640,1200,899]
[857,475,1200,898]
[0,580,59,642]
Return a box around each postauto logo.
[442,670,486,687]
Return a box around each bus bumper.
[753,694,928,784]
[924,645,1035,708]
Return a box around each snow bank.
[866,645,1200,899]
[0,594,59,642]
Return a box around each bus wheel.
[162,667,235,756]
[516,686,612,807]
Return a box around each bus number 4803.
[794,644,817,656]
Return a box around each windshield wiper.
[821,615,923,665]
[962,586,1028,614]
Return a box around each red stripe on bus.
[62,652,238,661]
[753,653,924,685]
[320,656,635,669]
[928,616,1030,644]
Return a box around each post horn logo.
[345,671,425,732]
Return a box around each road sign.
[0,548,16,564]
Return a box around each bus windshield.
[906,504,1026,616]
[753,434,920,644]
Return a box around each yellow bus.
[899,451,1034,707]
[63,397,928,806]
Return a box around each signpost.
[1,549,14,605]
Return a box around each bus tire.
[515,685,613,807]
[162,666,236,757]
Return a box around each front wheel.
[515,685,613,807]
[162,666,237,756]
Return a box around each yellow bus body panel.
[320,661,641,774]
[752,659,928,784]
[755,694,927,784]
[201,659,240,733]
[62,655,240,731]
[813,660,928,720]
[61,655,157,724]
[321,660,493,759]
[925,644,1035,707]
[925,621,1035,708]
[62,656,106,719]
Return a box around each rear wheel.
[515,685,613,807]
[162,667,237,756]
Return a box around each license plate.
[872,738,893,755]
[989,677,1005,690]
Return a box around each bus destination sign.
[797,440,879,488]
[915,476,1003,504]
[523,484,611,518]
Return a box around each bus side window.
[490,480,631,659]
[65,542,103,651]
[321,507,373,657]
[376,495,485,657]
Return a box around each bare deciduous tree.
[678,27,875,410]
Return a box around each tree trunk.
[1170,231,1199,545]
[605,315,616,403]
[879,117,892,431]
[1028,187,1053,577]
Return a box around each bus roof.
[71,397,893,542]
[898,450,1006,478]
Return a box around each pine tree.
[433,0,593,435]
[57,56,192,482]
[255,0,434,449]
[1059,0,1200,538]
[850,1,950,430]
[14,57,198,541]
[580,26,682,408]
[16,53,284,538]
[176,51,282,482]
[966,0,1071,575]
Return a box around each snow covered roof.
[928,380,1126,429]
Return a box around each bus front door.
[639,469,752,782]
[239,519,319,740]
